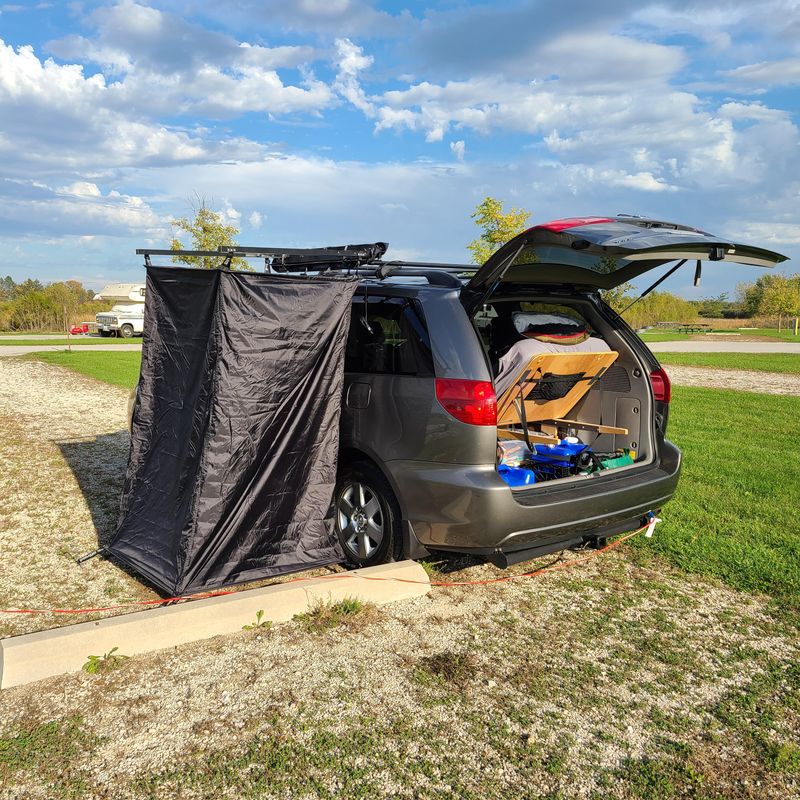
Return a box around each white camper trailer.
[94,283,146,338]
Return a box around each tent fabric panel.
[177,271,357,593]
[110,268,220,592]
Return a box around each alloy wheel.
[337,481,384,559]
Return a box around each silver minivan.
[334,215,787,567]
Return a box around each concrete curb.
[0,560,430,689]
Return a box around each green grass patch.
[26,351,142,389]
[0,337,138,346]
[638,331,692,342]
[639,326,800,343]
[293,597,374,633]
[659,352,800,375]
[635,386,800,606]
[742,327,800,342]
[0,716,98,797]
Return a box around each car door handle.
[346,382,371,409]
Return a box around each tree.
[593,255,634,313]
[696,293,729,319]
[758,274,800,329]
[467,197,531,265]
[13,278,44,297]
[0,276,15,300]
[171,198,250,270]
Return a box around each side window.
[345,296,434,376]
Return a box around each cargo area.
[472,295,657,491]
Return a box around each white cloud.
[449,140,465,162]
[164,0,411,37]
[732,222,800,246]
[44,2,333,118]
[219,200,241,226]
[0,39,267,175]
[333,38,375,114]
[0,178,166,238]
[248,210,263,229]
[722,57,800,89]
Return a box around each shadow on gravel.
[57,431,130,549]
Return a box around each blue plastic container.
[532,439,589,465]
[497,464,536,487]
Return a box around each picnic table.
[674,323,711,334]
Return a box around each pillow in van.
[512,312,588,345]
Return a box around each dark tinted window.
[345,296,433,376]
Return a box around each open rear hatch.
[464,216,788,491]
[462,215,788,309]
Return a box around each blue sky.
[0,0,798,297]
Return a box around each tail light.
[435,379,497,426]
[649,368,671,403]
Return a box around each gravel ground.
[667,365,800,396]
[0,358,156,637]
[1,358,798,799]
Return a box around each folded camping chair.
[496,351,627,445]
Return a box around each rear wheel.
[119,324,134,339]
[334,464,402,568]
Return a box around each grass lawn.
[742,327,800,342]
[635,385,800,607]
[27,350,142,389]
[640,326,800,343]
[0,331,63,336]
[637,331,692,342]
[658,352,800,375]
[0,337,139,346]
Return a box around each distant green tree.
[13,278,44,297]
[0,276,15,300]
[467,197,531,265]
[171,198,250,270]
[696,293,729,318]
[593,255,634,313]
[758,274,800,329]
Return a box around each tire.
[99,330,112,338]
[334,463,402,568]
[119,324,134,339]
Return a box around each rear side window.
[345,296,433,376]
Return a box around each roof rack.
[135,243,477,288]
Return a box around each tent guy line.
[0,523,652,614]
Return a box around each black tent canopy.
[108,266,359,595]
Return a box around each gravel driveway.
[0,359,157,638]
[667,365,800,396]
[1,357,798,799]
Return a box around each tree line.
[0,277,107,332]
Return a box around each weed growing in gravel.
[82,647,128,675]
[416,650,477,687]
[242,610,272,631]
[293,597,374,633]
[419,559,445,581]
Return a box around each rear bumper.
[385,440,681,554]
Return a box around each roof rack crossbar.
[136,245,473,287]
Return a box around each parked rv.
[94,283,145,338]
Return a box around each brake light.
[435,379,497,426]
[650,368,671,403]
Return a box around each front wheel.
[334,464,402,568]
[119,324,134,339]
